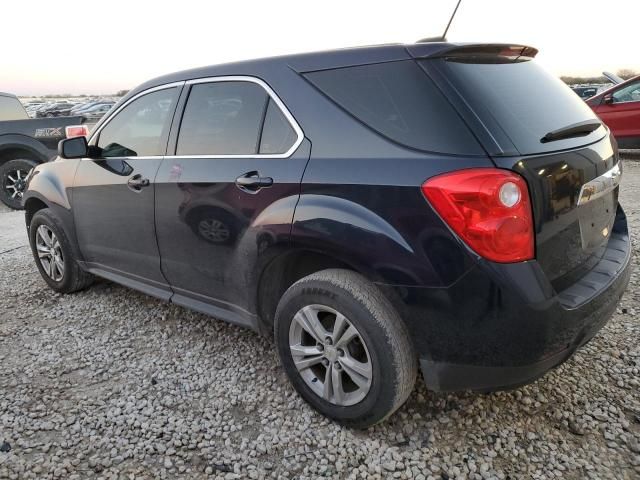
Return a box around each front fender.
[22,159,84,261]
[23,160,77,210]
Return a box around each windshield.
[436,58,606,155]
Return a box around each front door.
[154,78,308,323]
[73,86,181,298]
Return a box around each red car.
[587,75,640,148]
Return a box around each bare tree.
[616,69,638,80]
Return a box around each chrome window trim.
[174,76,304,159]
[88,81,185,146]
[88,76,304,160]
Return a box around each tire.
[0,159,38,210]
[28,208,93,293]
[274,269,417,428]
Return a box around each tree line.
[561,69,638,85]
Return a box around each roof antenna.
[417,0,462,43]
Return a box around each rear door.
[595,79,640,141]
[73,86,181,298]
[419,48,620,289]
[154,77,308,322]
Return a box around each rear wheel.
[0,159,38,210]
[28,208,93,293]
[275,269,417,428]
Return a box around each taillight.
[65,125,90,138]
[421,168,534,263]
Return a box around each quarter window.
[97,88,178,158]
[259,98,297,154]
[305,61,483,155]
[177,82,268,155]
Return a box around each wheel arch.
[256,248,378,334]
[24,196,49,232]
[0,135,51,166]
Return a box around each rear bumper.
[390,206,631,392]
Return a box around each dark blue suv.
[23,43,630,428]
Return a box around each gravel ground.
[1,161,639,480]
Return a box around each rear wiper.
[541,120,602,143]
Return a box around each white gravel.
[0,160,639,480]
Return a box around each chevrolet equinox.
[23,43,631,428]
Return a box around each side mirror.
[604,94,614,105]
[58,136,88,159]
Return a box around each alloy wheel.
[3,169,28,201]
[289,304,372,406]
[35,225,64,281]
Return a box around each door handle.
[127,174,150,191]
[235,171,273,192]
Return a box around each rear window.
[304,61,483,155]
[0,96,28,121]
[438,58,606,155]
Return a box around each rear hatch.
[416,45,621,289]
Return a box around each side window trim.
[255,96,271,154]
[169,75,303,159]
[87,82,185,159]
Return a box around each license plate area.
[576,163,621,251]
[578,193,615,251]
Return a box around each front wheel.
[0,159,38,210]
[28,208,93,293]
[275,269,417,428]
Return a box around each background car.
[80,103,114,120]
[587,75,640,148]
[36,102,74,117]
[70,100,110,115]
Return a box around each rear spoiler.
[407,43,538,61]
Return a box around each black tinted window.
[0,96,28,121]
[440,59,605,154]
[97,88,177,157]
[259,99,297,154]
[177,82,268,155]
[305,61,482,155]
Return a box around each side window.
[97,88,178,157]
[305,61,483,155]
[259,98,297,154]
[177,82,268,155]
[612,81,640,104]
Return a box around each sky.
[2,0,638,95]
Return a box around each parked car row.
[570,84,610,100]
[24,99,116,121]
